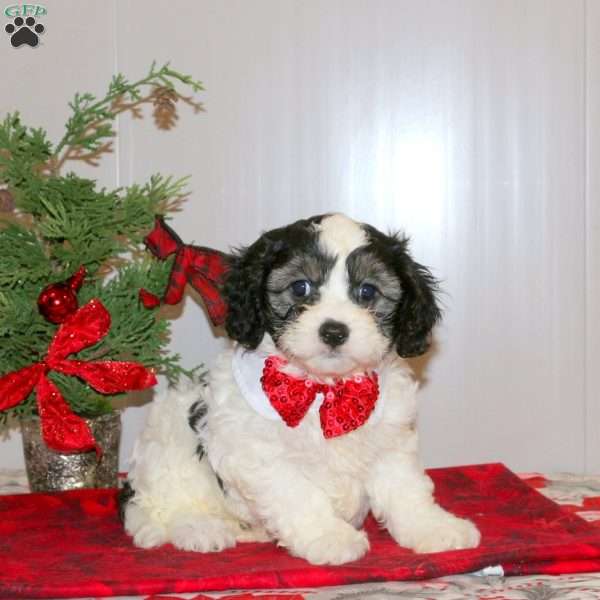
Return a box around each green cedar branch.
[0,64,206,421]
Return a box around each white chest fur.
[203,347,418,475]
[200,347,420,528]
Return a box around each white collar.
[230,345,385,423]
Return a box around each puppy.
[123,213,480,565]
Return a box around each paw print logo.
[5,16,45,48]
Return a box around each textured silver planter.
[20,412,121,492]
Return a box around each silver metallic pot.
[20,411,121,492]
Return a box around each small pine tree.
[0,62,203,423]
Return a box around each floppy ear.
[393,244,442,358]
[223,235,284,349]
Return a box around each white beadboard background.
[1,0,598,474]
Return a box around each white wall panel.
[0,1,594,473]
[418,1,587,472]
[585,0,600,473]
[115,0,587,472]
[0,0,119,468]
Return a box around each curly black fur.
[188,399,207,433]
[188,399,208,460]
[117,480,136,523]
[362,225,441,357]
[223,236,283,348]
[222,215,327,349]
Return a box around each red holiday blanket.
[2,463,600,599]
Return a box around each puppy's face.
[223,214,440,378]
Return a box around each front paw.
[168,514,237,552]
[413,514,480,553]
[290,521,370,565]
[391,508,481,553]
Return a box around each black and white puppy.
[123,213,480,565]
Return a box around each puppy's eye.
[291,280,312,298]
[358,283,377,302]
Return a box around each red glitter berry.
[37,283,79,324]
[37,266,86,324]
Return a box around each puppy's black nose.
[319,320,349,348]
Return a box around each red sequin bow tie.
[0,299,157,454]
[140,217,229,326]
[261,356,379,438]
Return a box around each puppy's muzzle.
[319,319,350,348]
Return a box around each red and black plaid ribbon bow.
[140,217,230,326]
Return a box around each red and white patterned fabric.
[5,465,600,599]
